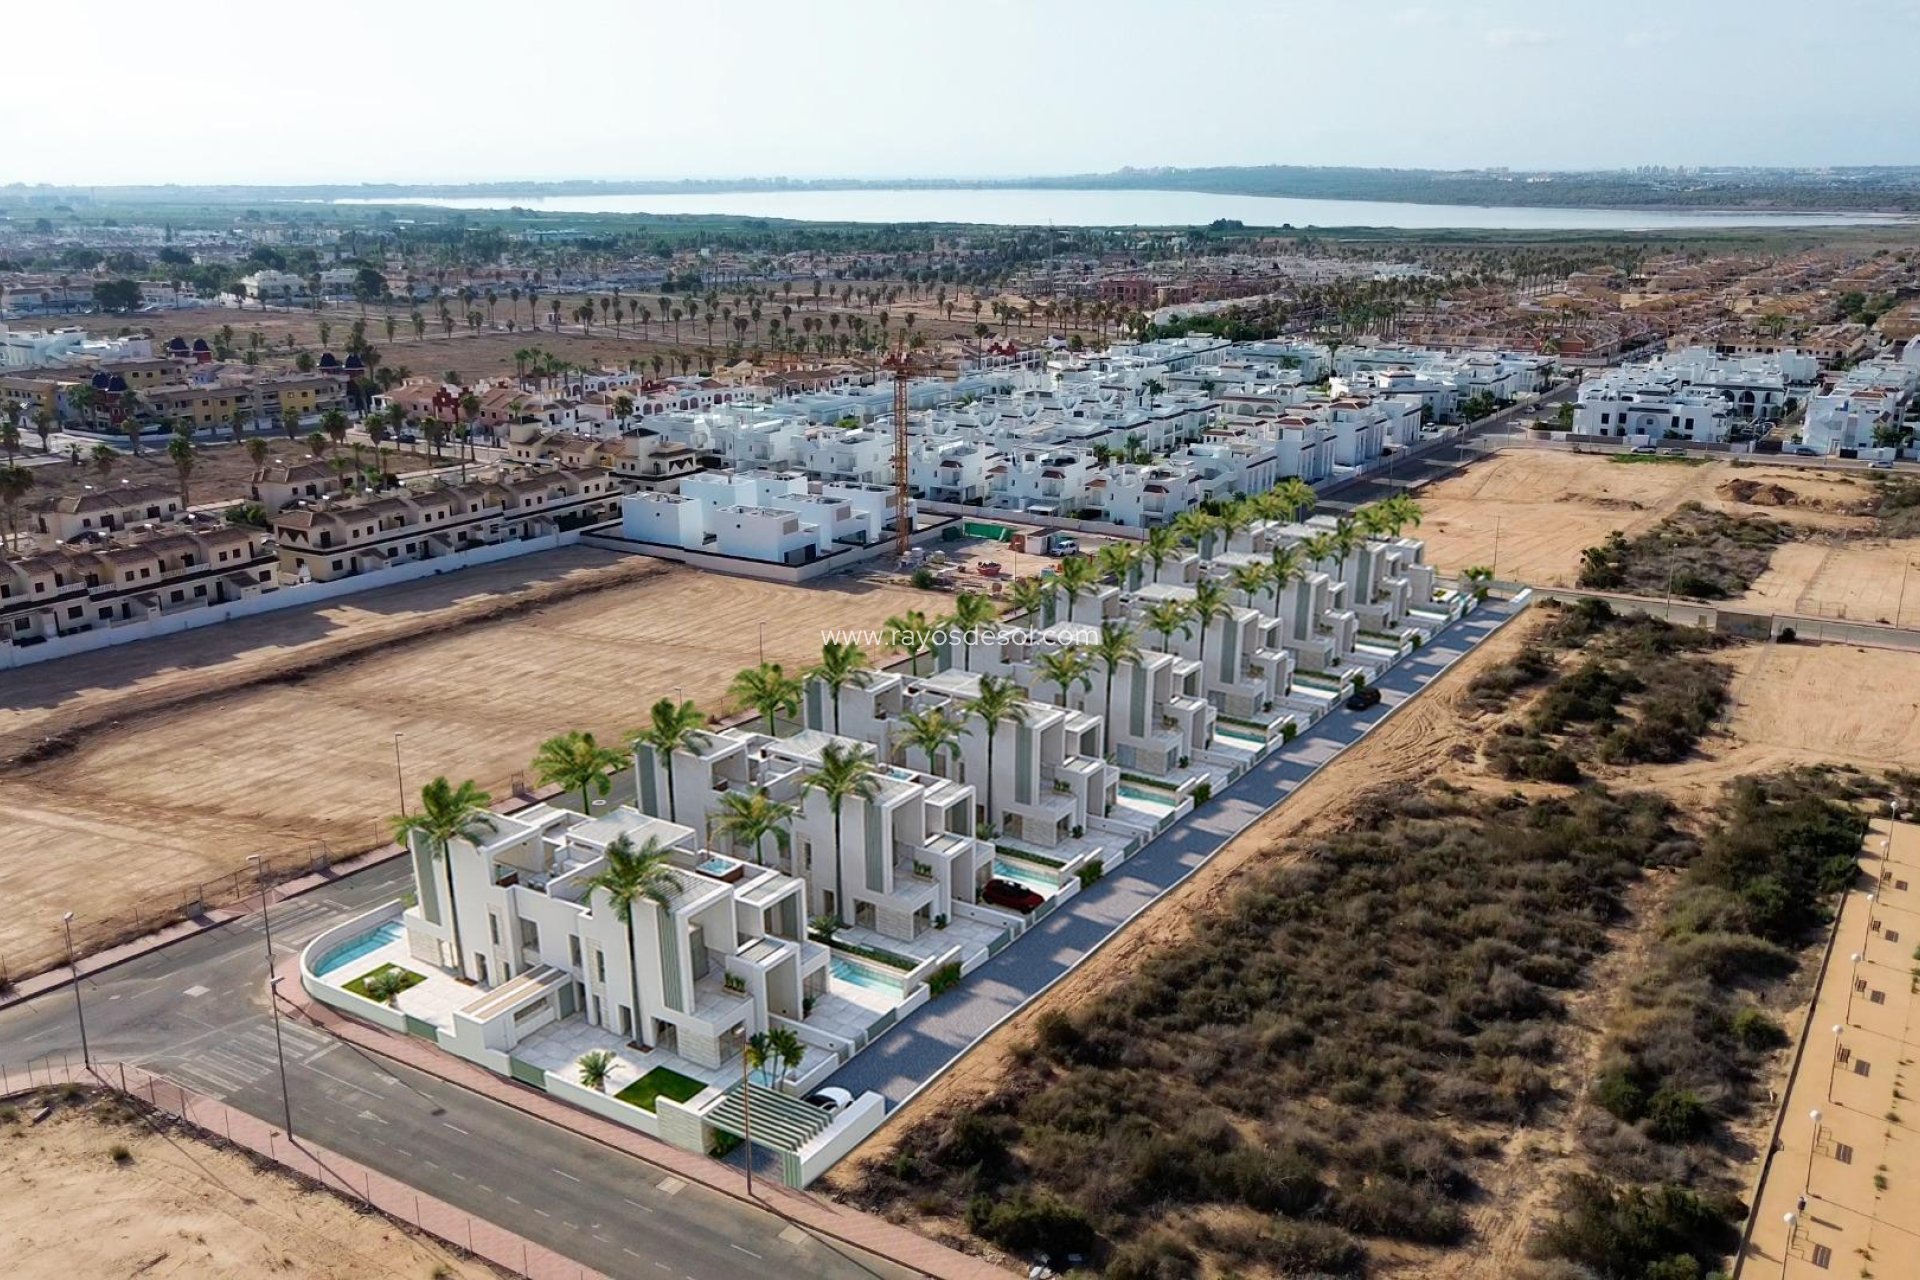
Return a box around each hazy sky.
[13,0,1920,185]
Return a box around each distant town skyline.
[15,0,1920,187]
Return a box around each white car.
[804,1087,855,1115]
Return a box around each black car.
[1345,686,1381,712]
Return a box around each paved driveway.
[827,599,1524,1105]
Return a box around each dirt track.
[0,549,942,977]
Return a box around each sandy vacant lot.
[0,549,943,977]
[0,1100,489,1280]
[1414,449,1920,624]
[831,606,1920,1276]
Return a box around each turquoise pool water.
[991,858,1057,892]
[1117,782,1178,808]
[315,921,405,977]
[1215,726,1267,748]
[831,956,906,993]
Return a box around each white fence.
[0,531,580,670]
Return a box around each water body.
[334,187,1905,230]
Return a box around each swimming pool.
[1214,725,1268,748]
[830,956,907,994]
[315,921,405,977]
[1117,782,1179,808]
[991,858,1057,893]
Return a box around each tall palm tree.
[0,464,33,552]
[166,431,196,510]
[801,742,879,925]
[729,663,803,734]
[1142,525,1183,583]
[1092,622,1141,747]
[1033,646,1094,709]
[766,1025,806,1082]
[1188,578,1232,687]
[1300,531,1339,576]
[1096,540,1142,592]
[1174,509,1222,560]
[531,729,628,814]
[1272,477,1316,525]
[965,674,1028,835]
[391,777,496,979]
[1230,562,1272,611]
[1054,555,1099,620]
[897,706,965,778]
[943,593,998,673]
[1142,597,1193,656]
[884,609,935,675]
[1007,575,1056,628]
[808,640,872,734]
[632,698,709,822]
[585,834,679,1042]
[713,787,797,868]
[1266,544,1305,617]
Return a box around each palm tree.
[585,834,679,1042]
[766,1025,806,1082]
[1092,622,1141,746]
[1188,578,1231,687]
[1007,574,1056,628]
[0,464,33,552]
[884,609,935,675]
[531,729,627,814]
[746,1031,774,1087]
[1271,477,1316,525]
[91,442,115,477]
[577,1048,617,1092]
[1299,531,1339,576]
[965,674,1028,835]
[1034,646,1094,709]
[1054,555,1099,620]
[1174,508,1222,560]
[1096,540,1142,592]
[801,742,879,925]
[1266,544,1305,617]
[1142,597,1193,656]
[713,788,797,868]
[943,593,998,673]
[1230,562,1272,611]
[1141,525,1183,583]
[165,430,196,508]
[897,706,965,778]
[391,777,496,979]
[728,662,802,734]
[632,698,709,822]
[1461,565,1495,601]
[808,640,872,734]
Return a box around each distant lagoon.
[331,187,1909,231]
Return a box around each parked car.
[1629,445,1656,455]
[1868,459,1893,470]
[397,431,418,444]
[982,877,1046,913]
[1345,686,1382,712]
[804,1087,855,1115]
[1792,446,1820,456]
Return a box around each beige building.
[34,483,184,543]
[0,524,275,645]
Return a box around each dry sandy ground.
[1413,448,1920,623]
[830,607,1920,1276]
[0,1100,490,1280]
[0,547,944,977]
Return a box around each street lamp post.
[61,912,90,1068]
[1829,1023,1846,1097]
[740,1046,755,1199]
[392,733,407,818]
[250,855,295,1141]
[1847,951,1864,1023]
[1807,1108,1822,1193]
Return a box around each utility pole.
[393,733,407,817]
[251,856,295,1140]
[62,913,90,1068]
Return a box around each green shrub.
[965,1190,1095,1255]
[108,1143,132,1164]
[1192,781,1212,805]
[1260,1221,1366,1276]
[1593,1068,1647,1122]
[1731,1007,1788,1051]
[1104,1234,1200,1280]
[1077,858,1104,888]
[927,961,963,997]
[1533,1176,1739,1278]
[1645,1087,1710,1142]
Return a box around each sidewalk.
[274,954,1007,1280]
[0,1056,605,1280]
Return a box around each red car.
[982,877,1045,913]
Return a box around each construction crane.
[882,345,921,563]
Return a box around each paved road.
[0,862,911,1280]
[825,598,1523,1105]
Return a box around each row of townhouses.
[1802,339,1920,454]
[302,502,1463,1183]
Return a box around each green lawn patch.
[1606,452,1710,466]
[615,1066,709,1112]
[342,963,425,1002]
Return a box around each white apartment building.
[619,470,905,564]
[1802,340,1920,454]
[0,325,152,370]
[1574,372,1733,443]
